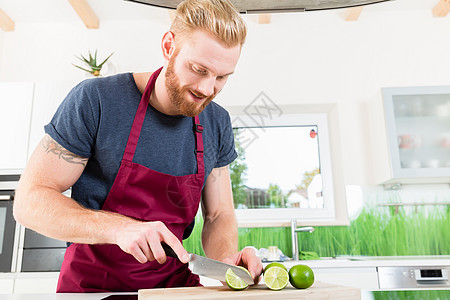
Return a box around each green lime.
[263,266,289,290]
[264,262,288,274]
[225,266,250,291]
[288,264,315,289]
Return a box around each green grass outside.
[184,205,450,258]
[371,290,450,300]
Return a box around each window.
[230,111,339,225]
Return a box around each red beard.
[165,56,215,117]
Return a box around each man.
[14,0,262,292]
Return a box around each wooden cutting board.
[138,281,361,299]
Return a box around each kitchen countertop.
[2,256,450,298]
[3,289,450,300]
[3,256,447,280]
[0,272,60,280]
[279,255,450,269]
[1,293,137,300]
[5,255,437,281]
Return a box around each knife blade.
[162,243,254,285]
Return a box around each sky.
[236,126,320,194]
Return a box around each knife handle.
[161,242,178,259]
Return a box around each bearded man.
[14,0,262,292]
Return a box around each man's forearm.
[12,135,192,265]
[15,184,191,264]
[14,185,130,245]
[201,210,238,261]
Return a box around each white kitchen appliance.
[0,171,67,272]
[125,0,393,12]
[378,266,450,289]
[0,172,19,272]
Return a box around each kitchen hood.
[125,0,392,13]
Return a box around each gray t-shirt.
[45,72,237,214]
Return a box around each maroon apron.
[57,67,204,292]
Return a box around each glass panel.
[371,290,450,300]
[231,126,322,209]
[0,207,6,254]
[393,94,450,169]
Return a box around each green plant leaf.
[78,54,90,65]
[72,64,94,74]
[74,50,114,75]
[93,50,98,66]
[98,52,114,68]
[88,51,94,65]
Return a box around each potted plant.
[73,50,114,77]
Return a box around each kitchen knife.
[162,243,254,285]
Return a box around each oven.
[0,173,20,272]
[0,171,67,273]
[20,226,67,272]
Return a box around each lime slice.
[225,267,250,290]
[263,266,289,290]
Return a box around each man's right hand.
[114,220,190,264]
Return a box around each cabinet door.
[13,274,59,293]
[313,267,379,290]
[372,86,450,185]
[0,278,14,293]
[0,82,34,170]
[28,81,76,157]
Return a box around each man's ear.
[161,31,176,61]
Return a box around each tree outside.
[267,183,285,208]
[229,129,248,208]
[296,168,320,191]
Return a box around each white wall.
[0,19,169,83]
[0,30,3,67]
[225,9,450,187]
[1,6,449,187]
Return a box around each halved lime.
[225,266,250,290]
[264,262,288,274]
[263,266,289,290]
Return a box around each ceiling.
[0,0,445,29]
[1,0,167,24]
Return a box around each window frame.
[230,112,337,225]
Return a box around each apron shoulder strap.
[122,68,162,162]
[193,116,205,175]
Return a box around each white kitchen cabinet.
[268,261,379,291]
[0,82,34,170]
[369,86,450,185]
[313,267,378,290]
[13,272,59,293]
[27,81,76,157]
[0,278,14,294]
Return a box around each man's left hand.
[222,247,263,284]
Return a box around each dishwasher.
[378,266,450,289]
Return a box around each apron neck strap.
[123,67,162,162]
[123,67,205,176]
[193,116,205,175]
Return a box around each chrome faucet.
[291,219,314,261]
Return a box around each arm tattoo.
[41,135,88,167]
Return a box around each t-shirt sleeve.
[215,113,237,168]
[44,80,99,158]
